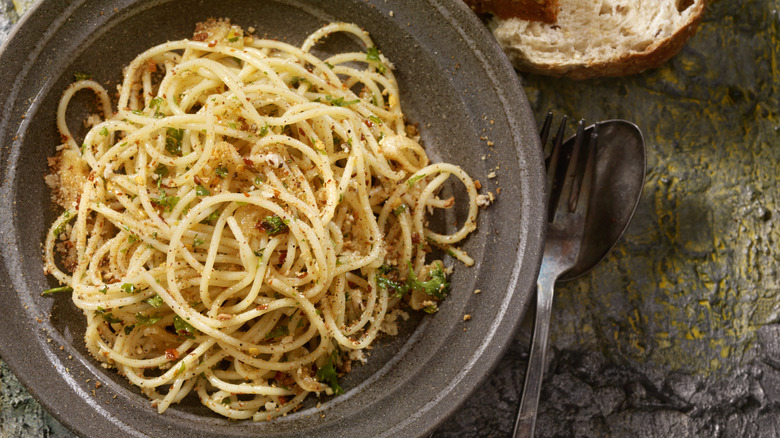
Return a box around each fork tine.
[563,120,587,212]
[545,116,568,221]
[569,123,598,212]
[540,111,554,158]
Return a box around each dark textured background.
[2,0,779,436]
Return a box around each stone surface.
[0,0,17,43]
[2,0,779,437]
[0,360,74,437]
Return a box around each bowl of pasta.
[0,0,545,436]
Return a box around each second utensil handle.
[514,277,556,438]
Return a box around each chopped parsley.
[122,225,139,244]
[42,286,73,295]
[200,210,221,224]
[150,97,165,118]
[392,204,408,216]
[408,262,449,299]
[265,325,289,339]
[52,210,71,238]
[145,295,164,308]
[195,185,210,196]
[154,164,168,184]
[289,76,310,88]
[375,267,409,298]
[153,190,179,212]
[259,215,289,235]
[214,166,229,177]
[174,315,198,339]
[96,307,121,324]
[165,127,184,155]
[259,124,270,137]
[316,351,344,395]
[366,47,386,74]
[407,173,426,187]
[136,312,161,326]
[121,283,138,294]
[226,29,240,43]
[325,95,360,107]
[99,127,109,136]
[375,262,449,299]
[74,72,92,81]
[423,305,439,314]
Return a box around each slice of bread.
[490,0,707,80]
[464,0,560,23]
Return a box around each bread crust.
[464,0,559,24]
[497,0,707,80]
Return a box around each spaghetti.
[44,20,480,420]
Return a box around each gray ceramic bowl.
[0,0,545,436]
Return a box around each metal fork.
[513,114,598,437]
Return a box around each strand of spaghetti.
[117,40,191,109]
[56,80,112,150]
[143,260,329,354]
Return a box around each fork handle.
[514,275,557,438]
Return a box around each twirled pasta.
[44,20,480,420]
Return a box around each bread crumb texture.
[492,0,707,79]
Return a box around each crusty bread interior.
[492,0,707,79]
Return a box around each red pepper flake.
[256,304,268,311]
[411,233,421,244]
[278,251,287,264]
[165,349,180,360]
